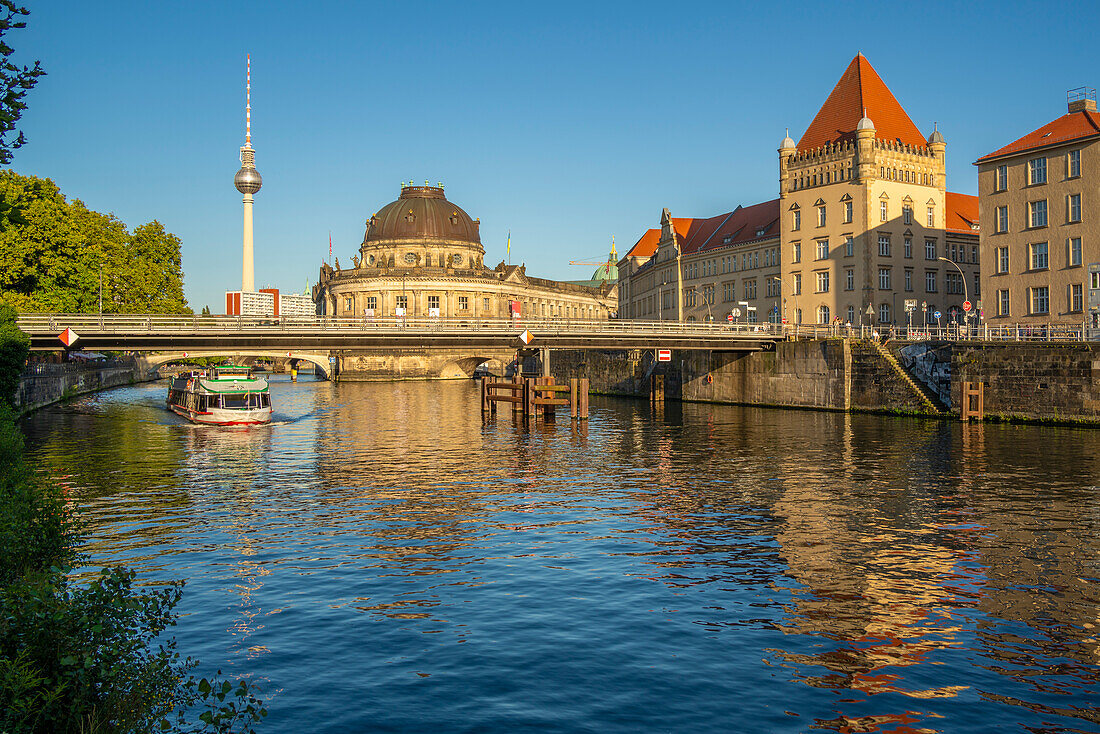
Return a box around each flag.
[507,230,511,264]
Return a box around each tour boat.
[166,366,272,425]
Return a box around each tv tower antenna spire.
[234,54,262,292]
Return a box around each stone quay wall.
[16,360,154,415]
[549,339,1100,424]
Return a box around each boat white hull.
[168,403,272,426]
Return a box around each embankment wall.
[16,362,155,414]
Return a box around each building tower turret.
[855,112,876,180]
[234,55,262,292]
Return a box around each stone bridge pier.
[335,349,516,380]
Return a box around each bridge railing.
[15,314,782,338]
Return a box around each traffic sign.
[58,328,79,347]
[731,308,741,317]
[518,329,534,345]
[726,313,733,322]
[963,300,972,312]
[657,349,672,362]
[934,310,942,319]
[904,299,917,310]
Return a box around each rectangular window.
[1072,283,1083,312]
[927,206,935,227]
[880,201,888,222]
[792,243,801,263]
[904,237,912,258]
[816,240,829,260]
[971,246,978,263]
[1030,242,1048,270]
[995,164,1008,191]
[926,270,937,292]
[483,297,490,311]
[1028,157,1047,185]
[816,271,829,293]
[745,279,757,299]
[792,210,801,231]
[1068,193,1081,222]
[366,296,378,310]
[1029,200,1048,227]
[879,268,891,290]
[793,273,801,295]
[878,235,890,257]
[396,295,408,309]
[1070,237,1082,266]
[844,201,853,223]
[845,269,854,290]
[458,295,468,310]
[996,205,1008,233]
[343,296,353,312]
[1031,286,1049,314]
[844,236,854,257]
[817,205,826,227]
[904,269,913,291]
[925,239,937,260]
[903,205,913,225]
[998,289,1010,316]
[997,246,1009,273]
[1069,149,1081,178]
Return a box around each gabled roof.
[975,109,1100,163]
[797,54,926,151]
[691,199,780,254]
[625,228,660,259]
[945,192,979,234]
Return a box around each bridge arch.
[141,351,333,380]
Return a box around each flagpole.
[328,231,332,267]
[507,230,511,266]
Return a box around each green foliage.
[0,299,28,406]
[0,171,190,314]
[0,403,266,732]
[0,2,45,165]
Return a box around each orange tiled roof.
[975,109,1100,163]
[625,228,660,259]
[690,200,780,254]
[945,192,979,234]
[797,54,926,152]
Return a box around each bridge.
[17,314,782,380]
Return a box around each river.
[19,376,1100,733]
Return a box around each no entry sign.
[657,349,672,362]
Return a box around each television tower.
[234,54,262,292]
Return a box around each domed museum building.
[312,183,618,379]
[314,184,616,321]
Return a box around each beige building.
[976,89,1099,325]
[620,54,979,328]
[314,184,616,321]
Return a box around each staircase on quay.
[869,339,949,414]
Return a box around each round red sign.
[963,300,972,312]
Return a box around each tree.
[0,171,191,313]
[0,1,45,165]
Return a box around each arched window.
[818,305,830,324]
[879,303,891,324]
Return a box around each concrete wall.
[336,350,511,380]
[16,363,153,414]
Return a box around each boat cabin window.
[222,393,249,409]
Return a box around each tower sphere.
[235,166,263,194]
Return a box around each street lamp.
[938,256,969,329]
[770,275,797,326]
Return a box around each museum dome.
[363,184,482,250]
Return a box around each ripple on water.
[19,377,1100,734]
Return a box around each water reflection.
[18,380,1100,733]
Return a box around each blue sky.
[11,0,1100,312]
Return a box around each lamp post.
[770,275,797,326]
[98,263,103,318]
[938,256,968,332]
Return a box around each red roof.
[687,200,780,254]
[798,55,926,152]
[625,228,660,259]
[945,192,979,234]
[975,109,1100,163]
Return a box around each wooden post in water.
[651,374,664,403]
[578,378,590,419]
[543,375,555,421]
[570,377,579,418]
[960,381,985,421]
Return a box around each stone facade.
[976,92,1099,326]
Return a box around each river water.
[19,376,1100,733]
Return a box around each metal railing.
[15,314,783,338]
[777,322,1094,342]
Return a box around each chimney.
[1068,86,1097,113]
